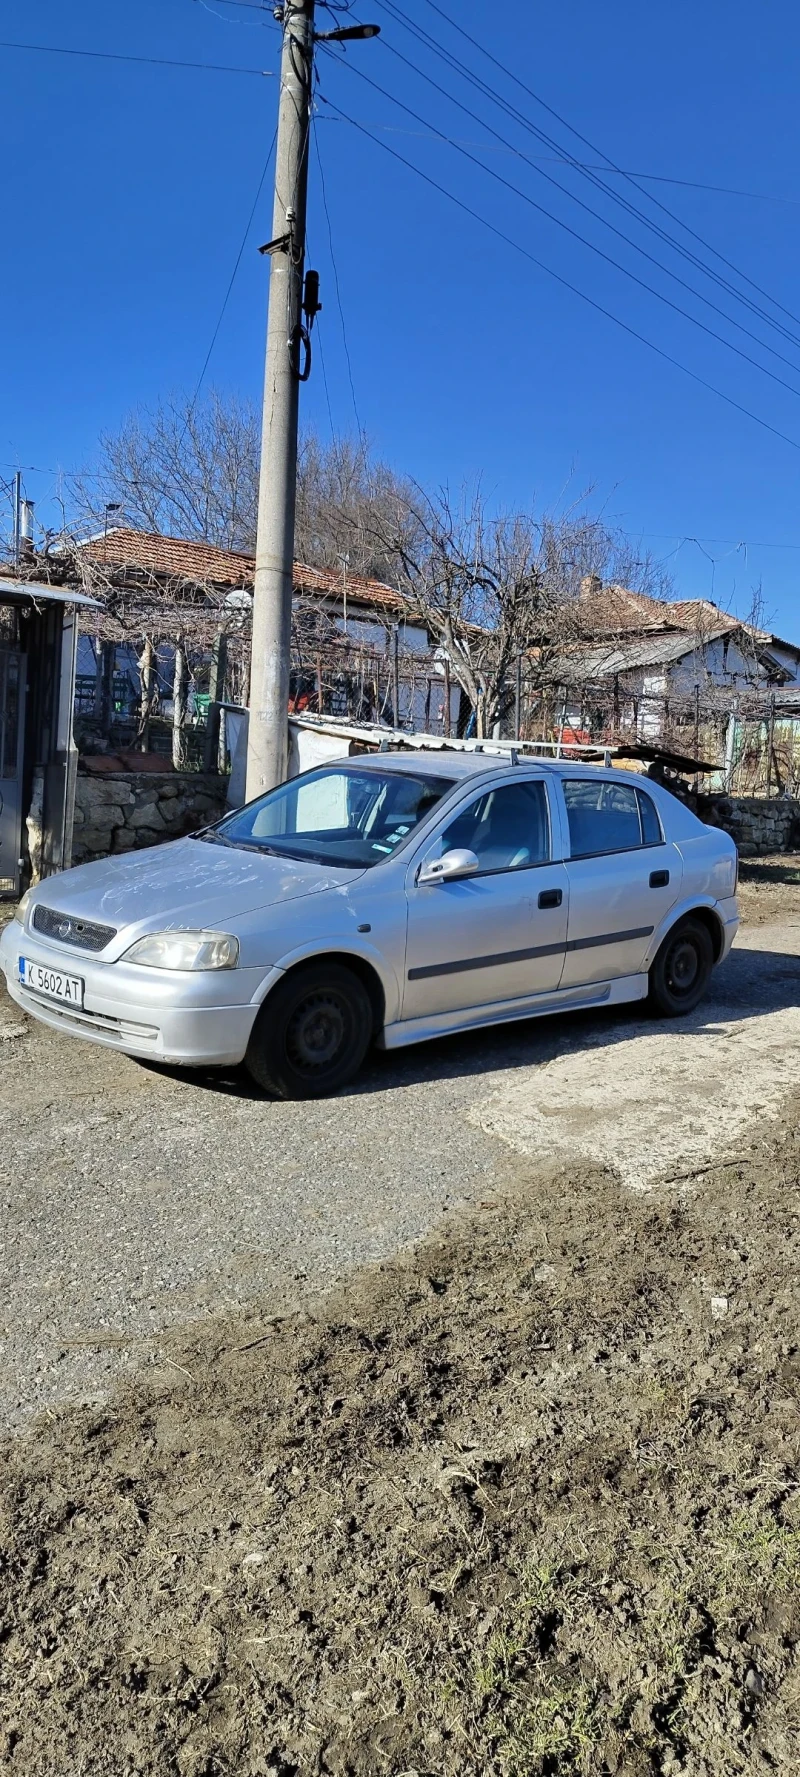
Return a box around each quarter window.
[637,788,663,846]
[437,780,551,872]
[562,778,663,856]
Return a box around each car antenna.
[510,747,519,766]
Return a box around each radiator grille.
[32,903,117,952]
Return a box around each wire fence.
[72,622,800,796]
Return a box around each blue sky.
[3,0,800,634]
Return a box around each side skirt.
[379,973,649,1052]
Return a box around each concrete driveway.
[1,895,798,1429]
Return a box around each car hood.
[29,837,359,941]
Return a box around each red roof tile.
[77,528,408,614]
[575,583,674,635]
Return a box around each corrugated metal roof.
[554,629,732,680]
[0,577,100,608]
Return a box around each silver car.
[1,753,739,1098]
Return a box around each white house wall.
[766,641,800,685]
[667,635,769,689]
[333,614,430,654]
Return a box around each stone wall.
[72,772,229,867]
[695,794,800,857]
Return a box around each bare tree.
[366,486,675,737]
[295,430,423,582]
[73,391,261,551]
[73,396,422,583]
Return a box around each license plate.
[19,957,84,1009]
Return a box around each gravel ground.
[1,863,798,1432]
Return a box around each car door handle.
[538,888,563,909]
[649,869,670,888]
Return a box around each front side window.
[432,780,551,873]
[562,778,664,857]
[204,766,454,869]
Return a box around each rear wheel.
[648,917,713,1017]
[245,962,373,1099]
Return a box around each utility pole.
[246,0,315,800]
[245,5,379,801]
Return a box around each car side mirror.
[417,848,480,886]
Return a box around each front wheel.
[648,917,714,1017]
[245,962,373,1099]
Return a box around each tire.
[245,962,373,1099]
[648,917,714,1018]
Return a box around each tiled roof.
[575,584,674,635]
[667,597,738,633]
[577,585,746,644]
[77,528,408,614]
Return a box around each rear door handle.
[649,869,670,888]
[538,888,563,909]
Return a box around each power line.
[320,96,800,454]
[0,39,273,76]
[313,110,362,434]
[186,123,279,419]
[313,319,339,439]
[319,119,800,208]
[623,530,800,552]
[323,52,800,404]
[357,36,800,383]
[375,0,800,358]
[417,0,800,337]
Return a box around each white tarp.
[224,712,358,807]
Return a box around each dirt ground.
[735,855,800,926]
[1,861,800,1776]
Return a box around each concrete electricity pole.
[246,5,379,801]
[246,0,316,800]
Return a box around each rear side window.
[563,779,663,856]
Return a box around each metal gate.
[0,648,26,897]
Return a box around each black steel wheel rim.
[666,936,700,996]
[285,990,349,1075]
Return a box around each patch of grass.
[709,1510,800,1612]
[498,1680,602,1775]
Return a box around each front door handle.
[538,887,563,909]
[649,869,670,888]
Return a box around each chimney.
[579,573,602,600]
[19,498,35,559]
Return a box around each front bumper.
[0,919,277,1066]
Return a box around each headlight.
[122,931,240,971]
[14,888,32,926]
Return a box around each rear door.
[557,775,682,988]
[402,774,569,1020]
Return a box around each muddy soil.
[2,858,800,1776]
[3,1104,800,1777]
[736,855,800,927]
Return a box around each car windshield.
[203,765,455,869]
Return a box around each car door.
[402,775,569,1020]
[557,775,682,988]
